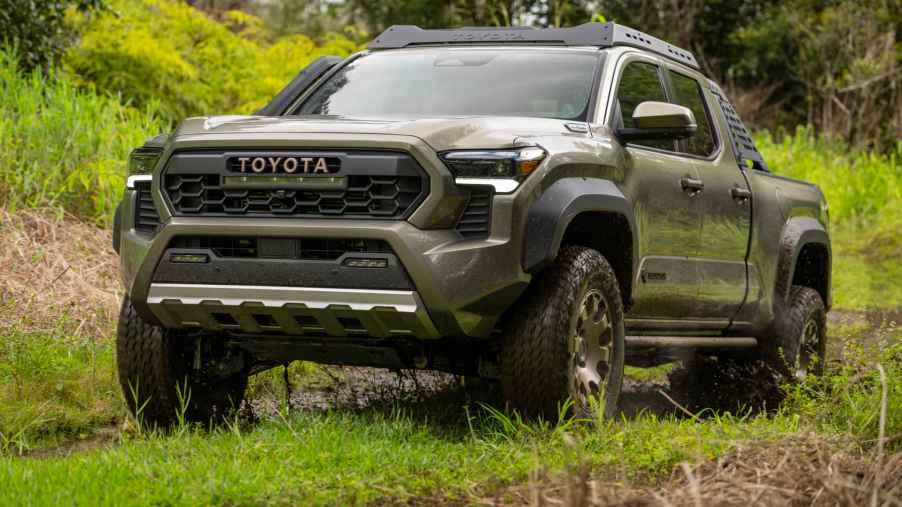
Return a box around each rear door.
[664,68,751,320]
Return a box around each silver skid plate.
[147,283,439,338]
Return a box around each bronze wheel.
[569,289,615,412]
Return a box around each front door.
[612,59,704,320]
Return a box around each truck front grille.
[162,150,427,219]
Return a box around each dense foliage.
[241,0,902,150]
[0,0,101,72]
[66,0,360,122]
[0,51,163,221]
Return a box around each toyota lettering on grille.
[233,156,339,174]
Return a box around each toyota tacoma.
[113,22,831,425]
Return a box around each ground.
[0,209,899,506]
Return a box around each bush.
[65,0,361,122]
[0,50,164,223]
[0,0,101,72]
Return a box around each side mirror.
[616,101,697,141]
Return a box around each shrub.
[0,0,101,72]
[0,50,164,223]
[65,0,361,122]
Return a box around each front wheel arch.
[521,177,638,306]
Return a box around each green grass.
[0,51,164,224]
[2,322,898,505]
[0,325,121,454]
[755,128,902,309]
[0,404,801,506]
[624,363,676,383]
[756,127,901,229]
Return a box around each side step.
[626,336,758,349]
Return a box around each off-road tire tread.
[500,246,625,419]
[769,285,827,376]
[116,297,246,427]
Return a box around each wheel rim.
[569,288,614,411]
[795,318,820,379]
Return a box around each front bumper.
[120,196,530,339]
[120,212,529,338]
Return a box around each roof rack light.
[368,22,699,70]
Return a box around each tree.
[0,0,102,72]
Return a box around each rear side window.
[616,62,674,151]
[667,71,716,157]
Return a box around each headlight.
[441,147,546,193]
[126,146,163,189]
[128,147,163,177]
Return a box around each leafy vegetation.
[0,51,163,222]
[0,0,101,72]
[66,0,360,122]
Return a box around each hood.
[173,114,582,152]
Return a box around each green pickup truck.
[113,22,831,425]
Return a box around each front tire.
[116,297,248,427]
[500,246,625,420]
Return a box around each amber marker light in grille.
[343,258,389,268]
[170,253,209,264]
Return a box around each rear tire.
[768,285,827,379]
[116,297,248,428]
[500,246,625,420]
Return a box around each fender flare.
[774,216,832,308]
[521,177,638,278]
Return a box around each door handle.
[680,176,704,194]
[731,186,752,202]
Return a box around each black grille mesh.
[455,185,493,238]
[164,174,422,218]
[134,181,160,233]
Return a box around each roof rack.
[368,22,699,70]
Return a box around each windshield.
[296,48,601,121]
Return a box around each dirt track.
[247,364,715,421]
[244,310,892,421]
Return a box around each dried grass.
[485,435,902,506]
[488,365,901,507]
[0,207,120,337]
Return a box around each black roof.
[368,22,699,70]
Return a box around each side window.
[667,71,716,157]
[616,62,674,151]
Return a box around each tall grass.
[0,51,165,224]
[756,127,902,231]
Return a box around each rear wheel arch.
[792,242,830,309]
[775,217,831,310]
[521,177,638,307]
